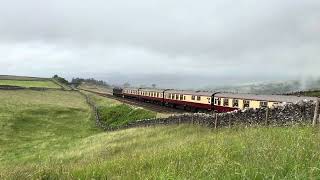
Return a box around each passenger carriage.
[122,88,140,99]
[164,90,214,111]
[213,93,317,113]
[138,88,164,104]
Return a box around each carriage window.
[191,96,195,100]
[260,101,268,108]
[243,100,250,108]
[180,94,183,100]
[197,96,201,101]
[232,99,239,107]
[223,98,229,106]
[184,96,186,100]
[172,94,175,99]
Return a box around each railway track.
[80,89,186,114]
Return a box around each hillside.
[208,79,320,95]
[0,88,320,178]
[1,77,320,179]
[0,75,49,81]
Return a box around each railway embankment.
[78,90,157,129]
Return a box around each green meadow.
[1,89,320,179]
[0,79,60,88]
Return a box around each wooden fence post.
[265,108,269,125]
[215,114,218,129]
[313,99,319,127]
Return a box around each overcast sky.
[0,0,319,88]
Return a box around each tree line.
[70,77,110,87]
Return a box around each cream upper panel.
[140,90,163,98]
[164,93,211,104]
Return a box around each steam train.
[113,87,316,113]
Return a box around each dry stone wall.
[115,101,315,131]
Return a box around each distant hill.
[207,79,320,95]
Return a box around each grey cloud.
[0,0,319,88]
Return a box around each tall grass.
[2,124,320,179]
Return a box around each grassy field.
[79,82,113,94]
[2,89,320,179]
[0,90,100,178]
[0,75,49,81]
[0,79,60,88]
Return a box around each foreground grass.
[0,79,60,88]
[2,89,320,179]
[2,123,320,179]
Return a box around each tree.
[70,77,110,87]
[53,75,69,85]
